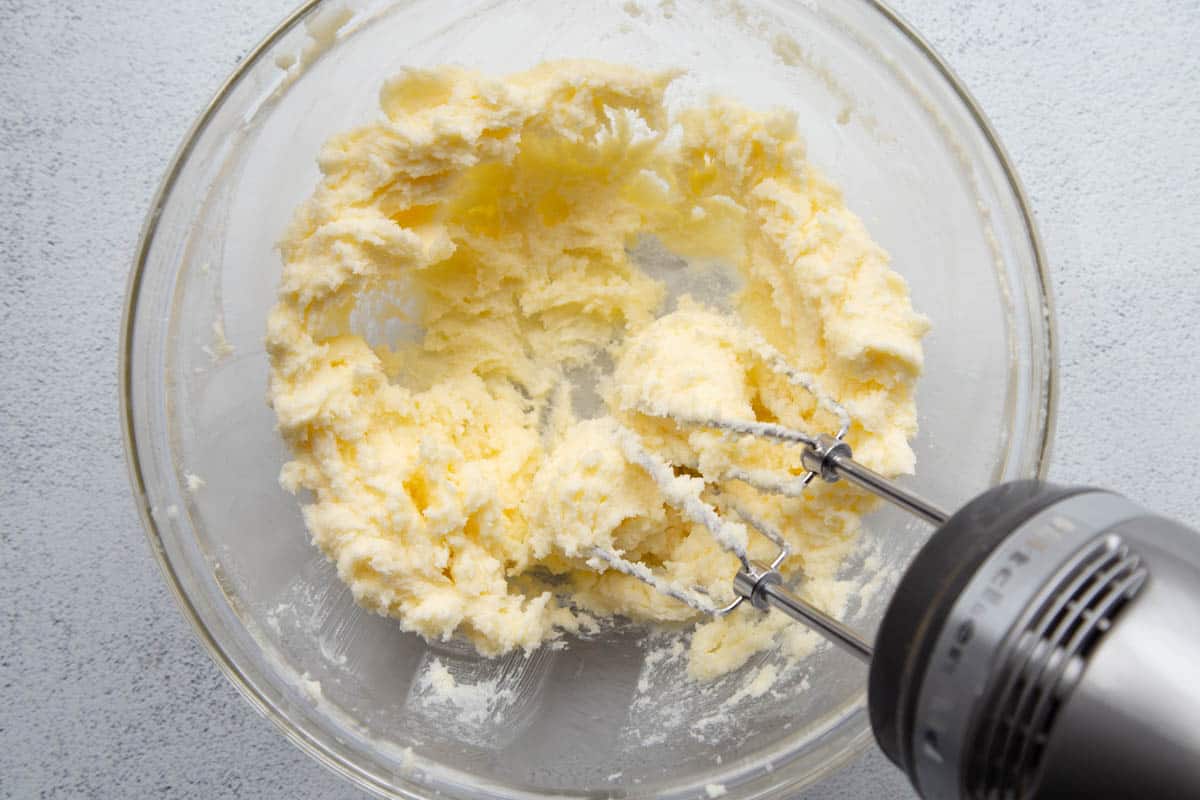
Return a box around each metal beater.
[595,354,1200,799]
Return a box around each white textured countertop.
[1,1,1197,797]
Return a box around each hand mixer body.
[869,481,1200,799]
[597,353,1199,797]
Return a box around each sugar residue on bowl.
[403,647,559,749]
[413,658,514,726]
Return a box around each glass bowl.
[121,1,1055,798]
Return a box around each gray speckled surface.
[1,1,1197,798]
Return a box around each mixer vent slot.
[963,534,1147,799]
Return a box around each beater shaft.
[801,434,949,526]
[718,430,955,663]
[734,563,873,661]
[722,434,951,662]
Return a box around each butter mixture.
[266,61,928,679]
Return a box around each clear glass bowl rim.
[119,1,1058,796]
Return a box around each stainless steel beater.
[595,350,946,663]
[596,354,1200,800]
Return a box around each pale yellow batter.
[267,61,928,678]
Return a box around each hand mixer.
[593,352,1200,799]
